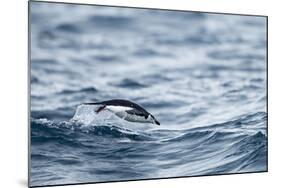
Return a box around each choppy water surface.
[30,2,267,187]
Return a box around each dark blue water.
[30,2,267,187]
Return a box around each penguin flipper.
[95,105,106,113]
[125,109,148,119]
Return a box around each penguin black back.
[84,99,149,114]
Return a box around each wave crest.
[31,118,153,143]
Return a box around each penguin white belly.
[106,106,132,112]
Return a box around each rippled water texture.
[30,2,267,187]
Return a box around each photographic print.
[29,1,268,187]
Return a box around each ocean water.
[30,2,267,187]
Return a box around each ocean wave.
[111,78,148,89]
[88,15,134,29]
[188,112,267,132]
[59,87,98,95]
[31,107,75,120]
[93,54,123,62]
[31,109,267,149]
[133,48,172,57]
[208,50,266,61]
[55,23,82,34]
[207,131,267,173]
[31,109,267,185]
[31,118,154,143]
[164,130,214,142]
[31,76,40,84]
[226,132,266,158]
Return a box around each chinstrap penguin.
[83,99,160,125]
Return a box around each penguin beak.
[154,119,160,126]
